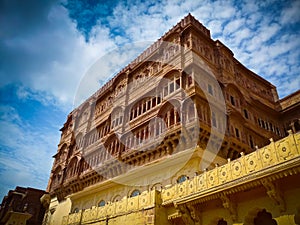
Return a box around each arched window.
[112,195,121,202]
[177,175,188,183]
[75,133,84,149]
[130,190,141,197]
[67,157,78,178]
[51,166,62,188]
[111,108,124,129]
[294,120,300,132]
[98,200,105,207]
[73,208,79,213]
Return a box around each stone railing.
[62,190,157,225]
[161,131,300,204]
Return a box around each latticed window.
[208,84,213,95]
[177,175,188,183]
[98,200,105,207]
[130,190,141,197]
[73,208,79,213]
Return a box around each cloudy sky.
[0,0,299,200]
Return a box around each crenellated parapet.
[161,131,300,205]
[62,190,157,225]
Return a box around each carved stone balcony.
[161,131,300,205]
[62,190,157,225]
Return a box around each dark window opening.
[276,127,280,136]
[163,85,168,97]
[175,78,180,89]
[230,95,235,106]
[147,100,151,110]
[152,98,156,107]
[261,120,266,129]
[157,97,161,104]
[295,121,300,132]
[270,123,273,132]
[244,109,249,119]
[169,82,174,93]
[73,208,79,213]
[134,109,137,118]
[130,190,141,197]
[177,175,188,183]
[208,84,213,95]
[98,200,105,207]
[235,128,240,138]
[188,75,193,86]
[249,135,254,149]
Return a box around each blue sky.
[0,0,299,200]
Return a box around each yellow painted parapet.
[161,132,300,203]
[62,190,157,225]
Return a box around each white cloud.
[211,1,236,19]
[224,19,245,36]
[280,0,300,25]
[74,41,151,106]
[2,0,299,107]
[1,4,117,109]
[207,20,224,36]
[0,105,60,198]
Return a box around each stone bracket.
[175,203,199,225]
[220,193,237,222]
[186,203,201,225]
[261,179,286,212]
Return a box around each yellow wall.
[48,132,300,225]
[48,197,71,225]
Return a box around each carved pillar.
[167,111,171,127]
[193,103,197,122]
[129,136,132,148]
[144,127,147,140]
[138,131,142,144]
[141,103,144,114]
[116,140,120,154]
[159,120,162,134]
[133,133,137,146]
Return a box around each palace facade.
[42,14,300,225]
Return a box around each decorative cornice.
[161,132,300,206]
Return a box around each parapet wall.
[62,190,157,225]
[161,131,300,204]
[61,132,300,225]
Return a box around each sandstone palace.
[41,14,300,225]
